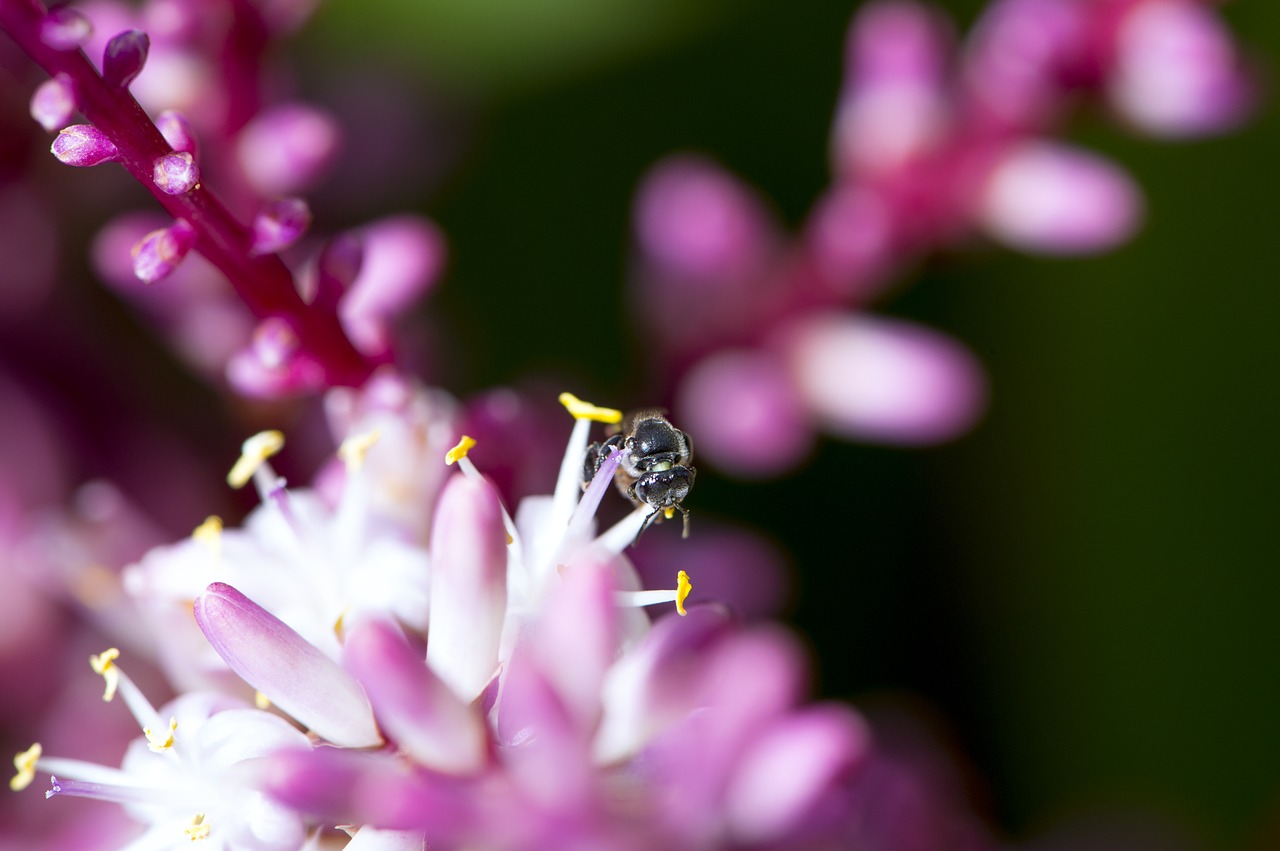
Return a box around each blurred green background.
[299,1,1280,847]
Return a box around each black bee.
[583,409,696,543]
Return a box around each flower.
[12,649,311,851]
[175,392,868,849]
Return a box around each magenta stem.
[0,0,386,389]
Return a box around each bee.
[583,409,696,543]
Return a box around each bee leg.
[632,506,663,546]
[680,506,691,539]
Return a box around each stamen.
[254,692,271,710]
[227,430,285,489]
[339,430,381,473]
[90,649,164,733]
[192,516,222,561]
[558,392,623,424]
[445,435,476,465]
[10,743,41,792]
[444,436,521,551]
[676,570,692,616]
[185,813,211,840]
[613,570,693,617]
[89,648,120,702]
[144,718,178,753]
[45,775,171,805]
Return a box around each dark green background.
[303,1,1280,846]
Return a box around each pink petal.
[345,619,487,775]
[427,475,508,702]
[194,582,381,747]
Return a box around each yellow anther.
[254,691,271,710]
[10,743,41,792]
[227,430,285,489]
[144,717,178,753]
[333,608,349,643]
[339,429,381,473]
[90,648,121,702]
[445,435,476,465]
[558,392,622,424]
[185,813,211,841]
[192,516,222,558]
[675,570,692,617]
[663,507,675,520]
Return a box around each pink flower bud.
[51,124,120,167]
[236,103,341,196]
[131,219,196,283]
[102,29,150,88]
[152,151,199,195]
[782,312,987,445]
[979,141,1142,255]
[39,8,92,50]
[676,349,814,477]
[155,110,198,156]
[29,74,76,133]
[250,197,312,256]
[1108,0,1253,138]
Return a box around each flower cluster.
[0,0,443,395]
[11,388,877,850]
[629,0,1253,476]
[0,0,1261,849]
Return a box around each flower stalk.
[0,0,384,389]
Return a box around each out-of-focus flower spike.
[152,151,199,195]
[30,73,75,133]
[979,140,1142,255]
[50,124,119,167]
[251,198,312,256]
[1108,0,1253,138]
[194,582,382,748]
[154,109,198,156]
[782,313,987,445]
[344,619,488,774]
[339,215,447,356]
[723,704,872,843]
[39,7,92,50]
[131,219,196,283]
[427,475,508,703]
[102,29,149,89]
[236,103,341,196]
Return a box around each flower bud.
[51,125,119,167]
[29,74,76,133]
[152,152,199,195]
[250,198,312,256]
[103,29,150,89]
[40,8,92,50]
[155,110,198,156]
[131,219,196,283]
